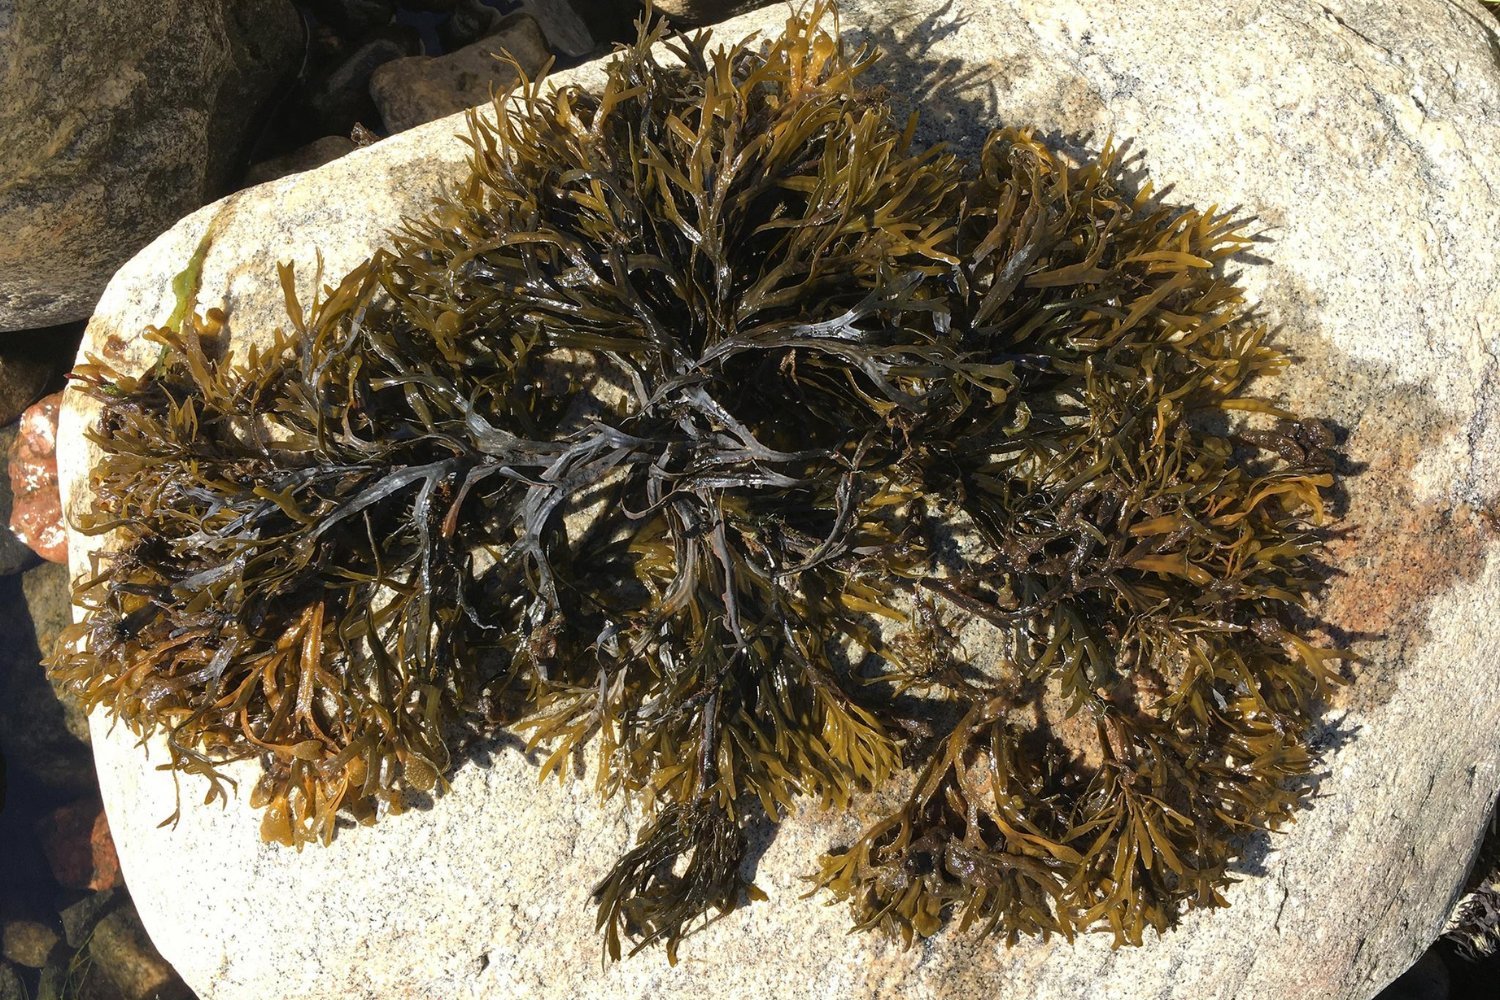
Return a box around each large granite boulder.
[58,1,1500,998]
[0,0,301,332]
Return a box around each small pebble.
[0,919,60,969]
[7,392,64,564]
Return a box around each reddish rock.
[7,391,65,563]
[89,809,122,891]
[35,798,121,891]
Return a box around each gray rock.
[0,424,38,577]
[652,0,769,26]
[310,0,396,37]
[0,353,50,428]
[34,942,105,1000]
[58,891,120,952]
[59,2,1500,999]
[0,562,92,795]
[246,134,366,185]
[511,0,597,58]
[0,0,302,332]
[304,38,410,137]
[24,562,91,746]
[1,918,60,969]
[0,963,22,1000]
[86,904,193,1000]
[371,12,550,132]
[435,0,506,50]
[243,136,359,187]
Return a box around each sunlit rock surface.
[61,2,1500,997]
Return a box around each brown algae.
[50,2,1345,963]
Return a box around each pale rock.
[0,0,302,331]
[60,2,1500,999]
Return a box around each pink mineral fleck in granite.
[8,391,65,563]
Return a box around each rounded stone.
[0,919,59,970]
[86,904,194,1000]
[58,2,1500,998]
[8,393,65,564]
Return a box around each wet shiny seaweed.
[50,2,1344,963]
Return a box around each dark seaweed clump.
[51,2,1345,963]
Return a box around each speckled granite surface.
[61,2,1500,997]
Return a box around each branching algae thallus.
[50,1,1347,964]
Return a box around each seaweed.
[49,1,1346,963]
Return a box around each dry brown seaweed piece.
[49,0,1345,963]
